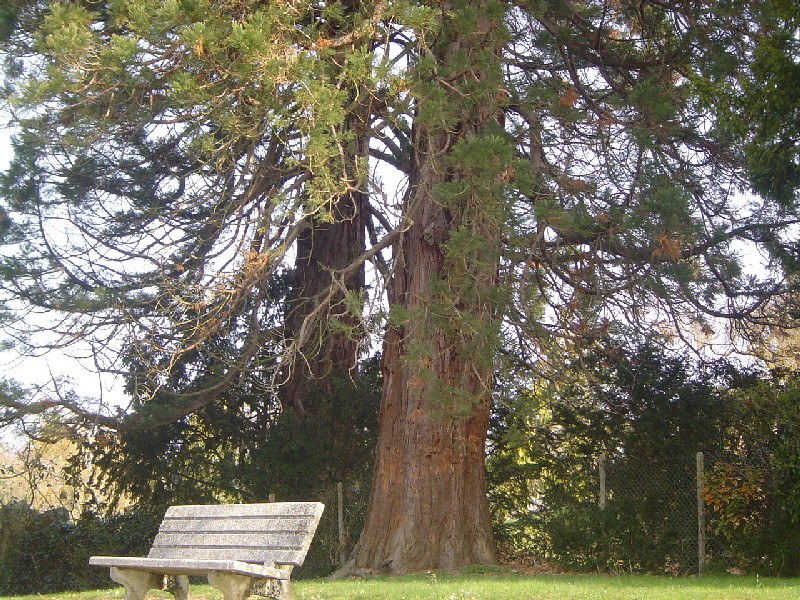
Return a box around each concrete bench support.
[110,568,189,600]
[208,572,255,600]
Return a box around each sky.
[0,123,8,174]
[0,125,129,424]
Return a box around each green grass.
[2,574,799,600]
[304,574,799,600]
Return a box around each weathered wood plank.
[152,532,308,550]
[163,503,323,519]
[146,547,303,565]
[89,556,290,579]
[156,517,316,534]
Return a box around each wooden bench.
[90,502,324,600]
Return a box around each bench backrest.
[146,502,325,567]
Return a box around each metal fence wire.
[499,451,797,576]
[700,449,793,575]
[296,451,795,577]
[300,456,703,576]
[503,452,701,575]
[600,453,699,574]
[294,479,371,578]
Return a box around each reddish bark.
[282,188,368,415]
[343,4,504,572]
[282,31,371,413]
[344,142,500,573]
[346,315,498,573]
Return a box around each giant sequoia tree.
[1,0,798,574]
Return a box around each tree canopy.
[1,0,799,574]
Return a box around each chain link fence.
[298,452,796,577]
[700,449,800,575]
[599,452,699,574]
[500,451,799,576]
[292,479,371,578]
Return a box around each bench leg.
[280,579,296,600]
[109,567,162,600]
[207,572,253,600]
[164,575,190,600]
[252,578,295,600]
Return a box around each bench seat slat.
[89,556,290,579]
[157,517,316,534]
[147,547,303,565]
[163,503,323,519]
[152,532,308,550]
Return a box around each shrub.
[0,502,162,594]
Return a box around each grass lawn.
[2,574,798,600]
[305,574,799,599]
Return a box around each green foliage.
[700,373,800,575]
[0,4,20,43]
[704,462,767,541]
[690,2,800,245]
[0,502,162,594]
[0,0,382,399]
[86,367,379,508]
[0,0,794,430]
[490,342,800,575]
[237,372,380,503]
[740,2,800,208]
[490,342,733,573]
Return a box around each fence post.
[337,481,346,565]
[696,451,705,576]
[598,454,607,511]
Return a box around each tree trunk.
[282,185,368,414]
[282,8,371,414]
[342,2,506,574]
[345,314,498,573]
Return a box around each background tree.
[714,0,800,211]
[1,0,799,575]
[85,357,380,510]
[488,341,800,575]
[280,0,375,415]
[0,0,390,426]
